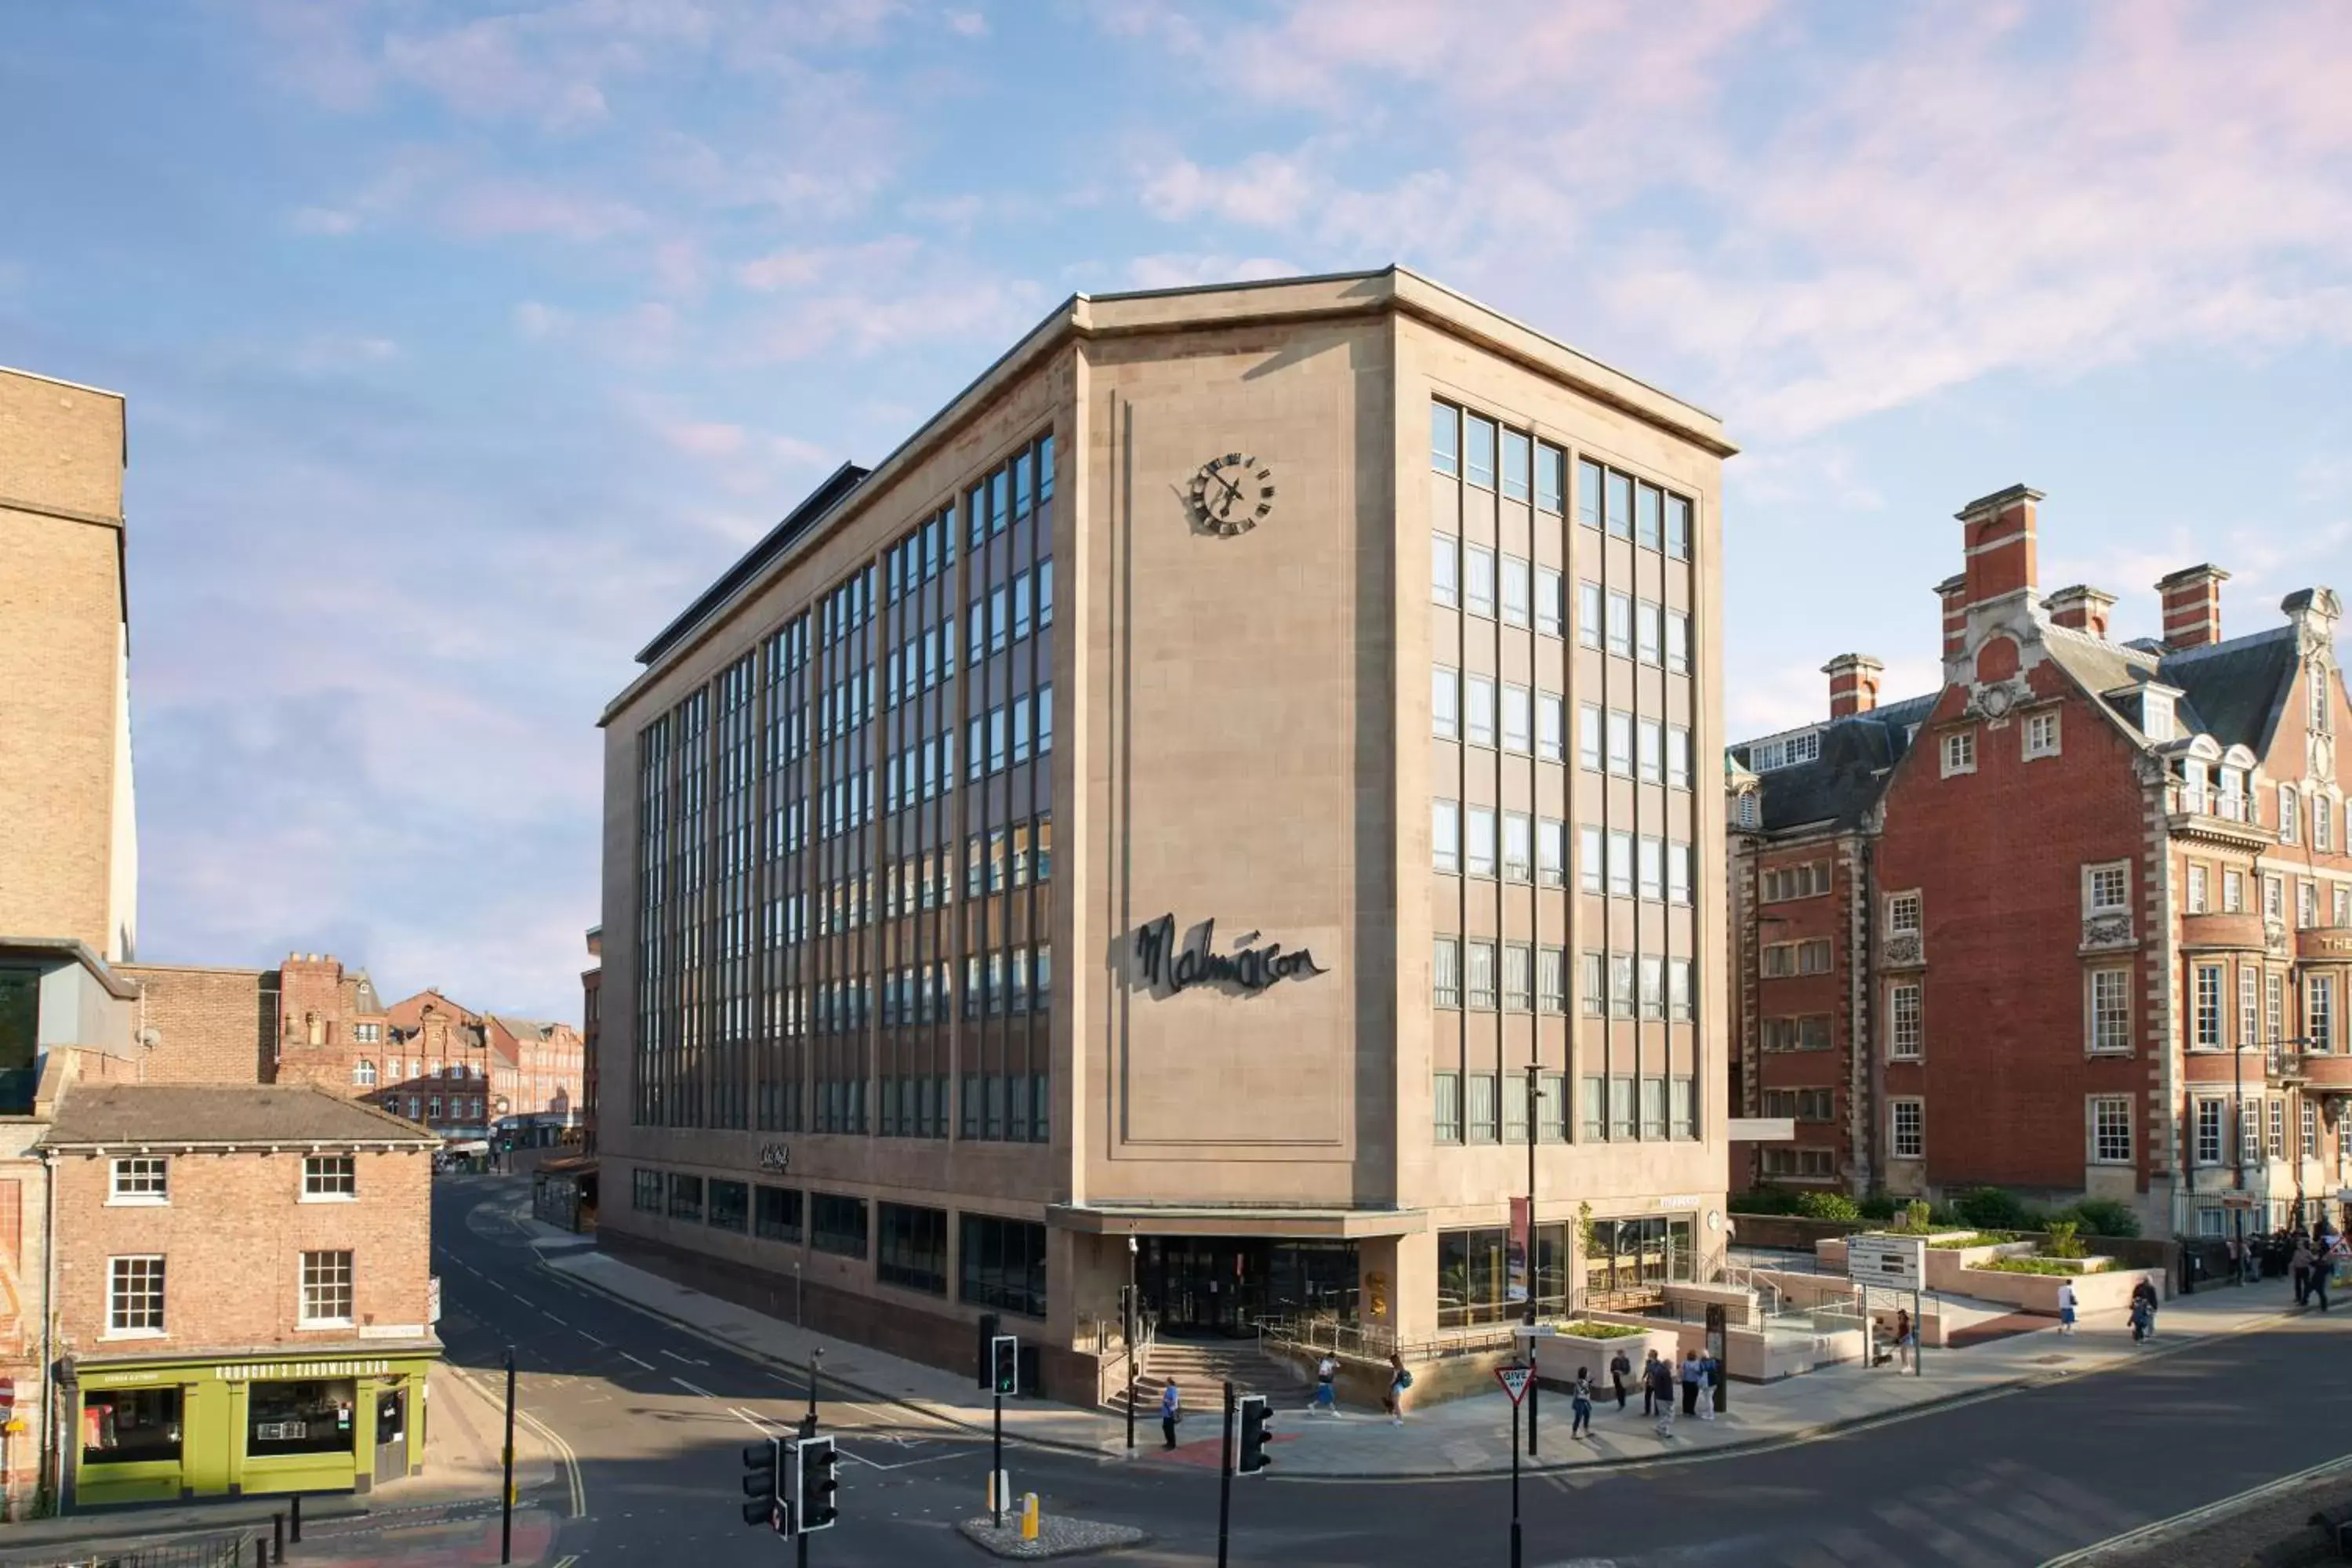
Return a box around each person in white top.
[2056,1279,2078,1334]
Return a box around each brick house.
[1730,484,2352,1236]
[40,1083,438,1505]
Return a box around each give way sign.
[1495,1366,1533,1406]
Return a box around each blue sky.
[4,0,2349,1018]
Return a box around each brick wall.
[50,1146,432,1356]
[1877,668,2154,1196]
[0,368,129,955]
[120,964,277,1086]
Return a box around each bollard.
[272,1511,285,1564]
[255,1539,267,1568]
[291,1493,303,1543]
[1021,1491,1040,1542]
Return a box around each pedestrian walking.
[2129,1277,2158,1344]
[2314,1242,2338,1313]
[1570,1368,1594,1439]
[1314,1353,1340,1416]
[1609,1348,1632,1411]
[1386,1352,1412,1426]
[1894,1307,1915,1370]
[2056,1278,2078,1334]
[1159,1378,1181,1450]
[2292,1240,2316,1308]
[1696,1352,1717,1421]
[1639,1349,1660,1416]
[1679,1349,1702,1417]
[1649,1355,1677,1438]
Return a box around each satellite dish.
[137,1028,163,1050]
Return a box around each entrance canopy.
[1046,1203,1425,1240]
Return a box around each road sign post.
[1496,1365,1531,1568]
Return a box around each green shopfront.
[67,1351,436,1507]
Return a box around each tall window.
[2024,710,2061,758]
[299,1250,354,1327]
[1465,545,1495,617]
[1888,984,1922,1058]
[811,1194,869,1258]
[1431,533,1459,608]
[2282,786,2300,844]
[1465,808,1496,877]
[2241,966,2261,1047]
[1465,676,1495,746]
[876,1204,948,1295]
[1432,938,1462,1009]
[1890,1098,1924,1160]
[2310,975,2336,1052]
[1432,799,1460,874]
[109,1256,166,1334]
[2187,864,2208,913]
[2191,965,2223,1049]
[2095,970,2136,1054]
[1433,1073,1462,1143]
[1465,941,1497,1011]
[1431,666,1458,740]
[960,1215,1047,1319]
[2089,1098,2132,1164]
[2195,1099,2224,1165]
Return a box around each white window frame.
[302,1154,358,1202]
[106,1254,167,1338]
[1889,1097,1924,1160]
[2281,784,2300,844]
[2194,1098,2225,1165]
[1940,728,1977,777]
[2186,863,2208,914]
[1887,982,1922,1059]
[2083,862,2130,916]
[1432,798,1460,874]
[2094,967,2137,1054]
[1431,665,1459,740]
[2024,709,2061,759]
[108,1156,169,1207]
[2088,1096,2133,1165]
[1886,891,1922,937]
[299,1249,356,1329]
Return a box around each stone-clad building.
[598,268,1734,1398]
[1730,485,2352,1235]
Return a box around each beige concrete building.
[597,269,1735,1399]
[0,365,137,965]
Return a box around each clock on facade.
[1188,452,1276,536]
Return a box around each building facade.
[581,926,601,1154]
[1729,485,2352,1235]
[43,1084,437,1505]
[599,269,1734,1396]
[0,365,138,967]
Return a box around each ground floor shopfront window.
[1437,1225,1566,1328]
[1582,1214,1696,1304]
[82,1387,182,1465]
[247,1380,358,1458]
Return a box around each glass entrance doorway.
[1138,1237,1358,1338]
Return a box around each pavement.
[524,1204,2309,1480]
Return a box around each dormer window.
[2141,689,2175,743]
[2181,760,2210,814]
[2218,768,2246,822]
[1735,789,1760,829]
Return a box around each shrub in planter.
[1795,1191,1861,1222]
[1857,1191,1899,1221]
[2062,1199,2141,1239]
[1556,1321,1646,1340]
[1731,1189,1804,1216]
[2045,1219,2086,1260]
[1979,1256,2111,1276]
[1954,1186,2040,1232]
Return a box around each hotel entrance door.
[1143,1238,1253,1335]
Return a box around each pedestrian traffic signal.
[991,1334,1020,1396]
[739,1436,783,1530]
[794,1435,840,1533]
[1236,1394,1273,1474]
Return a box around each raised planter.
[1955,1262,2160,1316]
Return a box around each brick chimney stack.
[2045,584,2118,639]
[1824,653,1885,719]
[1937,574,1969,659]
[2157,564,2229,649]
[1958,484,2043,612]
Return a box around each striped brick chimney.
[2156,564,2229,649]
[1937,574,1969,659]
[2045,584,2117,639]
[1958,484,2043,612]
[1824,654,1885,719]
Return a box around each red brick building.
[41,1083,437,1504]
[1731,485,2351,1236]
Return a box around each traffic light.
[990,1334,1019,1397]
[739,1436,783,1530]
[794,1435,840,1533]
[975,1312,1000,1390]
[1236,1395,1273,1475]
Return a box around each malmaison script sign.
[1134,915,1328,995]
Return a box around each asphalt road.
[431,1176,2352,1567]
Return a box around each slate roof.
[39,1083,437,1149]
[2161,625,2301,754]
[1733,691,1936,835]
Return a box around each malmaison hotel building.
[597,269,1735,1397]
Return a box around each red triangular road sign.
[1496,1366,1533,1405]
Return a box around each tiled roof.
[39,1083,437,1149]
[2161,626,2300,754]
[1736,692,1936,835]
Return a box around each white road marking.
[619,1352,656,1370]
[576,1330,607,1346]
[543,1312,569,1327]
[672,1376,718,1399]
[661,1348,709,1367]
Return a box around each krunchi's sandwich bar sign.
[1134,915,1328,996]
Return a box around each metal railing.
[11,1530,257,1568]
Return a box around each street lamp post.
[1125,1230,1139,1457]
[1523,1062,1540,1458]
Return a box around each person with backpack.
[1608,1348,1632,1411]
[2129,1277,2158,1343]
[1386,1352,1412,1425]
[1570,1367,1594,1439]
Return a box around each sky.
[4,0,2350,1019]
